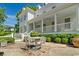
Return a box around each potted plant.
[72,34,79,48]
[0,39,7,47]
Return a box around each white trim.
[41,19,44,33]
[33,21,35,31]
[54,14,57,32]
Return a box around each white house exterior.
[18,7,35,33]
[18,3,79,33]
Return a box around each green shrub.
[46,37,51,42]
[51,34,57,38]
[66,34,71,38]
[0,31,11,36]
[43,34,57,42]
[57,34,61,38]
[0,39,7,42]
[0,37,15,43]
[60,33,67,38]
[55,37,61,43]
[62,38,68,44]
[69,38,73,44]
[71,34,79,38]
[30,32,40,37]
[6,37,15,43]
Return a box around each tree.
[28,5,38,11]
[0,8,7,33]
[15,15,19,33]
[15,22,19,33]
[0,8,7,25]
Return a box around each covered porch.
[28,5,78,33]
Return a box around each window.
[65,18,70,23]
[43,24,46,26]
[24,15,26,20]
[65,18,70,29]
[52,21,54,25]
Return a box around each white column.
[26,23,29,33]
[77,7,79,31]
[41,19,43,33]
[33,21,35,31]
[11,33,14,38]
[75,6,79,31]
[54,14,57,32]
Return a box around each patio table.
[25,36,46,49]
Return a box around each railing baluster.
[32,22,72,33]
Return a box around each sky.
[0,3,43,26]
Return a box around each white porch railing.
[33,22,72,33]
[43,25,54,33]
[57,22,72,32]
[34,27,42,33]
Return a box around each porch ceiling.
[27,4,77,24]
[57,5,77,18]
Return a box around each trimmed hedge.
[69,38,73,44]
[46,37,52,42]
[0,31,11,36]
[0,37,15,43]
[55,37,61,43]
[30,32,40,37]
[30,32,79,45]
[6,37,15,43]
[62,38,69,44]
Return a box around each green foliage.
[69,38,73,44]
[0,39,7,42]
[15,11,19,33]
[71,34,79,38]
[0,25,4,32]
[15,23,19,33]
[6,37,15,43]
[51,34,57,41]
[55,37,61,43]
[46,37,52,42]
[28,5,38,11]
[57,34,61,38]
[30,32,40,37]
[0,37,15,43]
[30,32,79,44]
[60,33,67,38]
[62,38,69,44]
[0,25,14,36]
[66,34,72,38]
[0,8,7,25]
[16,8,22,18]
[0,31,11,36]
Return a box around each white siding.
[27,12,34,21]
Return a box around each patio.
[0,41,79,56]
